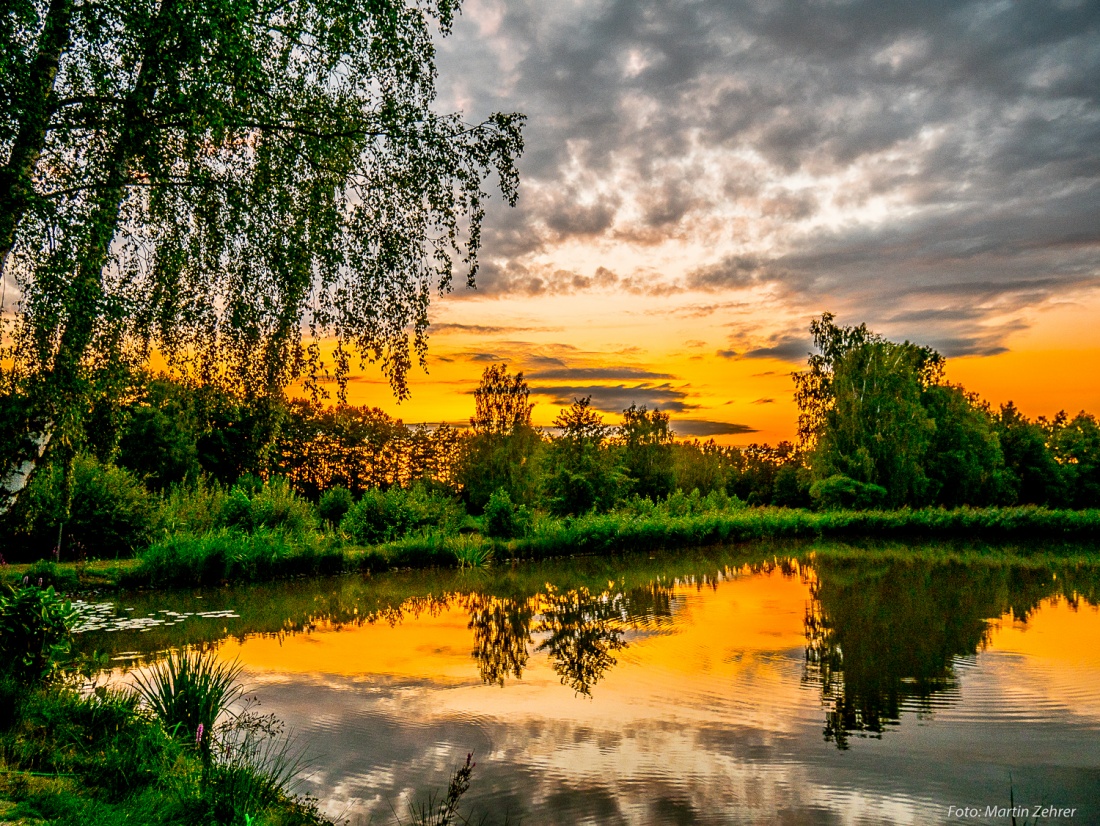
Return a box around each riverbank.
[6,505,1100,593]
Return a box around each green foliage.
[543,397,622,515]
[340,484,464,545]
[137,529,344,587]
[1048,411,1100,508]
[672,440,735,497]
[458,365,541,511]
[813,338,937,507]
[0,0,526,486]
[220,477,317,537]
[809,475,888,511]
[617,403,675,501]
[996,402,1064,505]
[450,535,494,569]
[317,486,354,527]
[3,453,156,561]
[922,385,1011,507]
[483,488,531,539]
[0,681,329,824]
[116,399,200,491]
[132,649,244,762]
[0,584,75,686]
[157,475,229,536]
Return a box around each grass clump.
[450,535,493,569]
[132,649,244,759]
[135,528,344,587]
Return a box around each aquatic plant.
[450,535,493,569]
[132,648,243,760]
[405,753,476,826]
[0,584,75,686]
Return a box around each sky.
[321,1,1100,442]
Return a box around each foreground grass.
[7,505,1099,592]
[0,682,329,826]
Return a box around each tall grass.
[134,528,344,587]
[132,649,243,759]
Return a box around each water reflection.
[801,557,1100,748]
[75,546,1100,739]
[464,593,533,687]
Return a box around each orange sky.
[295,286,1100,446]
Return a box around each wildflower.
[195,723,204,747]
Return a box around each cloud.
[529,366,675,380]
[531,383,696,413]
[752,398,776,405]
[672,420,758,437]
[430,322,557,335]
[717,336,809,363]
[431,0,1100,352]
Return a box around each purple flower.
[195,723,204,746]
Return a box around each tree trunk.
[0,0,72,279]
[2,0,169,516]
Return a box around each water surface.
[76,541,1100,824]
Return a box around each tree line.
[2,314,1098,561]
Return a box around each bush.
[483,488,531,539]
[219,476,316,536]
[810,475,888,510]
[318,486,354,526]
[157,476,228,535]
[0,585,75,686]
[340,484,464,545]
[2,454,157,561]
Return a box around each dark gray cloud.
[435,0,1100,350]
[672,420,758,437]
[531,383,695,413]
[431,322,558,335]
[717,335,810,363]
[529,366,675,381]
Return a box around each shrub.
[157,476,229,535]
[0,585,75,686]
[219,476,316,536]
[3,454,157,561]
[317,486,354,526]
[341,484,463,545]
[483,488,531,539]
[810,475,888,510]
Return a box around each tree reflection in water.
[803,558,1096,749]
[463,593,535,687]
[534,585,628,696]
[464,584,644,696]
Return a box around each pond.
[74,540,1100,825]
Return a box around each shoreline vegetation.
[4,314,1099,598]
[6,500,1100,594]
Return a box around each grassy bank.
[0,585,332,826]
[7,505,1100,593]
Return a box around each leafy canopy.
[1,0,524,406]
